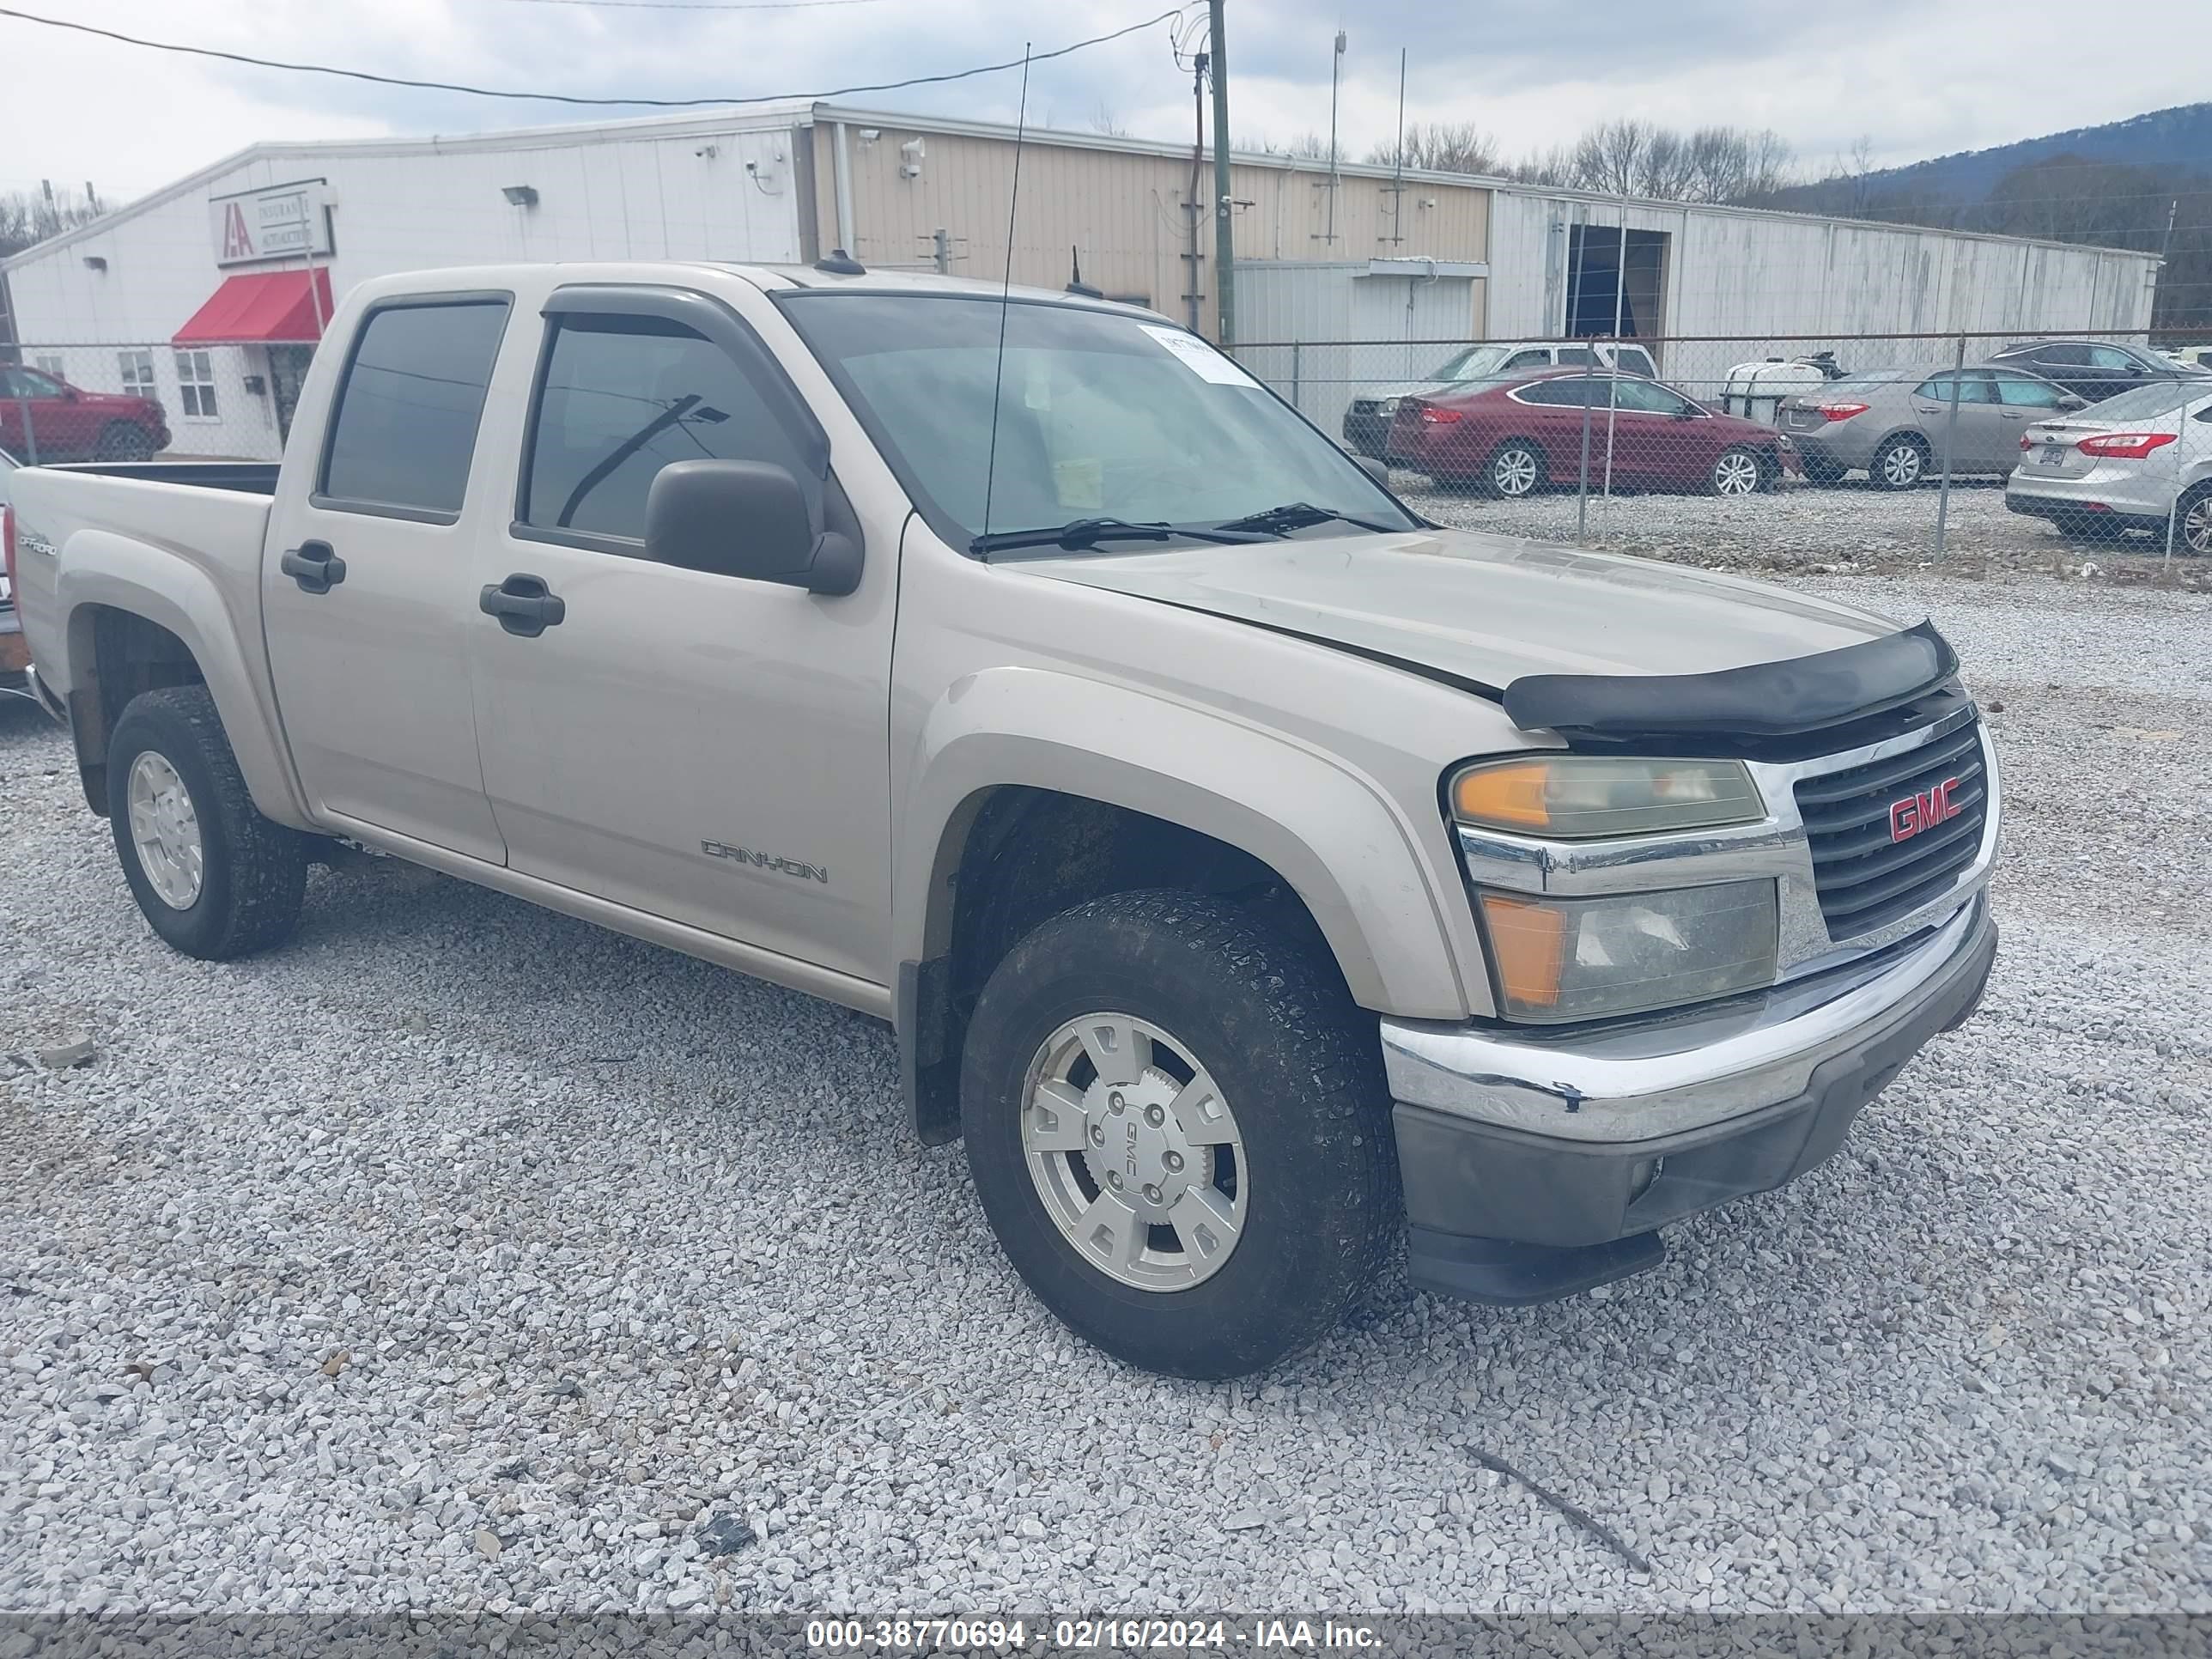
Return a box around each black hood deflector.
[1503,619,1960,744]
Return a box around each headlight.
[1477,881,1778,1023]
[1450,756,1765,840]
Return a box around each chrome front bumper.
[1382,896,1991,1144]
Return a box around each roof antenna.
[1066,246,1103,299]
[978,41,1032,547]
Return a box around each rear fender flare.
[57,532,313,829]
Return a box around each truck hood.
[1017,526,1906,693]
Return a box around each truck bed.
[35,459,282,495]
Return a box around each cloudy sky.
[3,0,2207,203]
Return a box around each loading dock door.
[1565,225,1669,340]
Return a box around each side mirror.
[643,459,860,596]
[2057,393,2089,411]
[1352,454,1391,489]
[63,386,79,402]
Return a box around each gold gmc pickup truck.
[4,262,2000,1377]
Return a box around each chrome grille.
[1795,718,1988,938]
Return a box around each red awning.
[173,269,335,346]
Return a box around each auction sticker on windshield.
[1141,325,1261,387]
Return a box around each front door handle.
[479,572,566,638]
[279,540,346,594]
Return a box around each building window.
[119,349,156,400]
[173,349,218,420]
[33,355,64,378]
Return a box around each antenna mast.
[978,44,1033,543]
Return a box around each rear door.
[464,283,896,985]
[261,293,513,861]
[1911,371,2008,471]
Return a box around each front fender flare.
[895,665,1479,1021]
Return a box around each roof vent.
[813,248,866,276]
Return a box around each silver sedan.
[2005,379,2212,552]
[1780,365,2086,489]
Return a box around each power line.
[0,4,1190,109]
[474,0,888,9]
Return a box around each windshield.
[1430,344,1510,380]
[781,294,1415,551]
[2082,380,2205,422]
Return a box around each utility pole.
[1326,30,1346,246]
[1208,0,1234,349]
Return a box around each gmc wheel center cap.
[1081,1070,1204,1214]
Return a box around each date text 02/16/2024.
[803,1618,1383,1651]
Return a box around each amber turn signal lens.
[1477,892,1565,1008]
[1451,761,1554,830]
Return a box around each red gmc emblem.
[1889,777,1963,843]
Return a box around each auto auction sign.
[209,178,333,266]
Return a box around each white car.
[1341,339,1661,456]
[2005,380,2212,553]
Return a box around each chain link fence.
[2,340,289,465]
[1237,327,2212,574]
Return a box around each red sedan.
[1386,368,1797,498]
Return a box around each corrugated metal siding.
[1236,264,1480,424]
[1485,190,2160,359]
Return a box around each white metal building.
[0,99,2163,459]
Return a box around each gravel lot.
[3,571,2209,1620]
[1398,473,2212,589]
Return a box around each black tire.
[1480,440,1547,500]
[1800,454,1849,487]
[95,422,156,462]
[106,685,307,959]
[1869,433,1929,490]
[2176,482,2212,556]
[961,890,1398,1379]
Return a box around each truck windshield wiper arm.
[969,517,1267,557]
[1212,501,1401,537]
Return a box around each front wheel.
[95,422,156,462]
[1709,446,1765,496]
[961,890,1398,1378]
[107,685,308,959]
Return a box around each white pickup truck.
[5,261,2000,1377]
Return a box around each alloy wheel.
[1492,447,1540,497]
[1712,450,1762,496]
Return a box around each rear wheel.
[107,685,307,959]
[1482,440,1546,500]
[2178,482,2212,556]
[1709,446,1764,497]
[1871,434,1929,490]
[961,890,1398,1378]
[95,422,155,462]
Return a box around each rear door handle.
[479,572,566,638]
[279,540,345,594]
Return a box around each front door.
[0,366,95,462]
[465,288,896,984]
[261,295,514,862]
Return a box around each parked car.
[1984,338,2211,404]
[1342,339,1662,456]
[1778,365,2087,489]
[0,444,22,692]
[9,262,2001,1378]
[1389,368,1796,497]
[0,364,170,463]
[2004,378,2212,551]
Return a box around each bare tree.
[1365,121,1500,176]
[1088,103,1130,139]
[1499,122,1792,203]
[0,184,106,258]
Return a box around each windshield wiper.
[969,517,1267,557]
[1212,501,1401,537]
